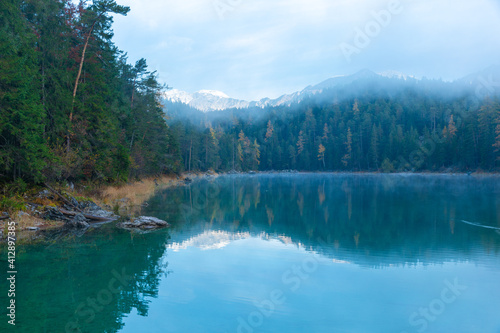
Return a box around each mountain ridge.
[164,66,500,112]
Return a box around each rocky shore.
[0,189,171,240]
[0,172,218,241]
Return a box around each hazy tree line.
[0,0,181,185]
[169,91,500,172]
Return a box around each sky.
[111,0,500,101]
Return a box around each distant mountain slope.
[456,65,500,98]
[164,66,500,113]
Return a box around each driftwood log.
[44,183,83,213]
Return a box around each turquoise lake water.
[2,174,500,333]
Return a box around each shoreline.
[2,169,498,242]
[0,171,216,242]
[222,170,500,176]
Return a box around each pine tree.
[318,144,326,168]
[0,0,184,184]
[0,0,47,182]
[322,123,329,141]
[288,145,296,169]
[237,143,243,165]
[341,128,352,168]
[237,130,251,170]
[448,115,457,138]
[238,129,246,143]
[369,124,379,169]
[493,109,500,161]
[265,120,274,142]
[296,130,305,155]
[67,0,130,152]
[252,139,260,169]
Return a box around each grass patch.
[92,174,193,216]
[0,195,26,214]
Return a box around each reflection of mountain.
[144,174,500,268]
[167,230,251,251]
[5,225,171,333]
[165,229,360,266]
[166,230,308,252]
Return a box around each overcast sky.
[111,0,500,101]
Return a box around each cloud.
[111,0,500,100]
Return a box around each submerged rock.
[118,216,169,230]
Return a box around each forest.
[168,87,500,173]
[1,0,500,191]
[0,0,181,187]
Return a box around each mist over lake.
[5,174,499,333]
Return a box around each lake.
[2,174,500,333]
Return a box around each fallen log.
[44,183,83,213]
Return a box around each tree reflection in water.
[7,225,170,333]
[145,174,500,267]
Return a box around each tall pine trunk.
[67,16,102,152]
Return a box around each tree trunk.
[130,77,136,108]
[129,130,136,150]
[189,140,192,172]
[67,15,102,153]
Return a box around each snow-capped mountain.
[164,67,499,113]
[164,89,250,112]
[378,70,415,80]
[164,89,194,105]
[164,70,380,112]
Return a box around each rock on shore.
[117,216,170,230]
[66,213,90,229]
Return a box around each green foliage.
[0,0,182,186]
[0,195,26,213]
[169,95,500,173]
[0,0,48,182]
[1,0,498,186]
[0,179,29,212]
[381,158,395,173]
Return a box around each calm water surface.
[2,174,500,333]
